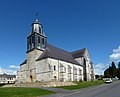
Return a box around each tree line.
[104,62,120,79]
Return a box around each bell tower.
[27,18,47,52]
[26,18,47,83]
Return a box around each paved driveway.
[42,81,120,97]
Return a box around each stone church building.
[17,18,94,83]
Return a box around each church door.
[30,75,33,83]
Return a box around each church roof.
[20,45,88,66]
[71,48,87,58]
[20,59,27,66]
[37,44,82,66]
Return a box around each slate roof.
[20,59,27,66]
[71,48,87,59]
[20,44,85,66]
[6,75,16,78]
[0,74,7,77]
[0,74,16,78]
[37,44,82,66]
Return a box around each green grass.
[0,87,55,97]
[57,80,104,90]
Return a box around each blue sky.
[0,0,120,75]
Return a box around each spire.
[27,17,47,52]
[31,17,42,34]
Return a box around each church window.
[39,27,41,33]
[68,65,72,73]
[73,67,77,75]
[79,69,82,75]
[42,38,45,45]
[29,38,31,46]
[38,36,40,43]
[35,28,37,31]
[54,65,56,71]
[32,36,34,43]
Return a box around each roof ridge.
[71,48,87,53]
[47,43,71,53]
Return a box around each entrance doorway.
[30,75,33,83]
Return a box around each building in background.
[0,74,16,84]
[17,18,94,83]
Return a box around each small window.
[38,36,40,43]
[42,38,45,45]
[54,65,56,71]
[39,27,41,33]
[79,69,82,75]
[29,38,31,45]
[32,36,34,43]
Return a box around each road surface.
[42,81,120,97]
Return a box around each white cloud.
[0,65,19,75]
[9,65,19,69]
[94,63,107,75]
[113,46,120,53]
[109,46,120,63]
[95,63,106,70]
[95,46,120,75]
[94,69,104,75]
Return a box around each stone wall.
[36,58,83,82]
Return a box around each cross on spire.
[35,12,39,20]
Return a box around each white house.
[17,18,94,83]
[0,74,16,84]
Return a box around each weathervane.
[35,12,39,19]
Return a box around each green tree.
[110,62,118,78]
[104,62,118,78]
[118,62,120,79]
[104,68,110,78]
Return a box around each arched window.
[32,36,34,43]
[42,38,45,45]
[39,27,41,33]
[54,65,56,71]
[79,69,82,75]
[29,38,31,45]
[38,36,40,43]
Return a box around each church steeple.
[27,18,47,52]
[31,19,43,34]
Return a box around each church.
[17,18,94,83]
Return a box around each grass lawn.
[57,80,104,90]
[0,87,55,97]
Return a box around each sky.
[0,0,120,75]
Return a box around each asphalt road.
[42,81,120,97]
